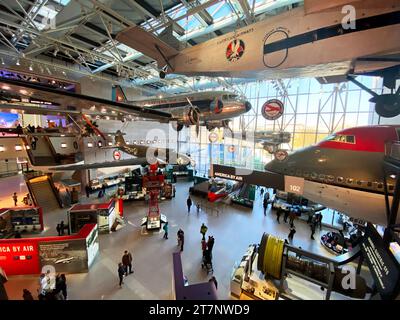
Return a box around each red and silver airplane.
[265,125,400,226]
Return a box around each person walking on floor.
[118,263,125,287]
[85,185,91,198]
[180,233,185,252]
[288,226,296,243]
[56,224,61,236]
[201,238,207,256]
[289,210,296,228]
[60,221,65,235]
[263,198,268,216]
[177,228,184,247]
[22,289,34,300]
[209,276,218,290]
[200,223,208,240]
[207,236,215,253]
[276,208,282,223]
[283,209,289,223]
[122,250,133,275]
[310,219,317,240]
[12,192,18,206]
[163,222,169,239]
[187,196,192,213]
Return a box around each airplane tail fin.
[115,130,126,146]
[116,25,180,70]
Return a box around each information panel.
[361,223,400,300]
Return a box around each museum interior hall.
[0,0,399,302]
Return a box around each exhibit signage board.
[212,165,285,190]
[0,223,97,276]
[38,239,88,273]
[361,223,400,300]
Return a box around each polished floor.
[3,174,341,300]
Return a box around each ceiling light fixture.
[29,64,33,71]
[1,58,4,65]
[16,59,20,66]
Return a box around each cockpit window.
[221,94,238,100]
[325,134,356,144]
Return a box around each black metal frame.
[382,144,400,245]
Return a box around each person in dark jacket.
[60,221,65,235]
[118,263,125,287]
[209,276,218,290]
[22,289,34,300]
[180,233,184,252]
[56,224,61,236]
[85,185,91,198]
[207,236,215,253]
[263,198,268,215]
[186,196,192,213]
[12,192,18,206]
[276,208,282,223]
[283,209,289,223]
[59,274,67,299]
[122,250,133,275]
[288,226,296,242]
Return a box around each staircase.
[26,175,63,212]
[21,134,57,166]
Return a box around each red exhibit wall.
[0,224,95,276]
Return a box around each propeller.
[186,97,201,137]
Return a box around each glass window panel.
[308,94,320,113]
[346,91,360,112]
[296,94,308,113]
[359,91,373,112]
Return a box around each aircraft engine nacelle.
[209,98,223,114]
[180,106,200,126]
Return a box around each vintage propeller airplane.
[116,0,400,117]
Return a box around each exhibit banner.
[38,238,88,273]
[361,223,400,300]
[0,241,40,275]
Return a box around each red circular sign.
[226,39,245,62]
[113,150,121,160]
[262,99,284,121]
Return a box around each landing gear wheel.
[371,94,400,118]
[159,71,166,79]
[172,123,183,132]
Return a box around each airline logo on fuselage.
[226,39,245,62]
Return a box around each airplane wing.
[48,158,148,171]
[0,78,172,121]
[116,26,179,69]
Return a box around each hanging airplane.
[114,86,251,132]
[232,130,292,154]
[0,78,251,134]
[264,125,400,226]
[116,0,400,117]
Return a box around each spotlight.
[1,58,4,65]
[29,64,33,71]
[16,59,20,66]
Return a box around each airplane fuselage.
[170,0,400,79]
[133,91,251,123]
[265,125,400,226]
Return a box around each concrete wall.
[0,137,28,160]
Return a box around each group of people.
[117,250,133,287]
[30,270,67,300]
[12,192,33,206]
